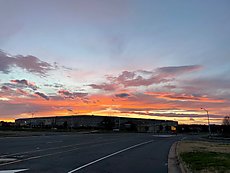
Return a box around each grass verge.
[180,151,230,172]
[177,140,230,173]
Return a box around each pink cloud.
[104,65,203,88]
[0,50,53,75]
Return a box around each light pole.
[201,107,211,137]
[67,109,73,131]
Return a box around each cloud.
[184,77,230,90]
[0,82,37,100]
[0,50,53,75]
[156,65,202,76]
[89,83,118,91]
[107,65,202,88]
[88,65,202,91]
[10,79,38,90]
[44,83,64,88]
[11,79,30,85]
[16,88,29,95]
[162,85,177,90]
[58,89,88,99]
[115,93,130,98]
[35,92,49,100]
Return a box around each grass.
[177,140,230,173]
[180,151,230,173]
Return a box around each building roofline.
[15,115,177,123]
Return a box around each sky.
[0,0,230,124]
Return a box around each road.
[0,133,181,173]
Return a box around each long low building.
[15,115,178,133]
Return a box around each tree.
[222,116,230,126]
[222,116,230,137]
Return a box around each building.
[15,115,178,133]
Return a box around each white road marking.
[0,169,28,173]
[46,140,63,144]
[152,135,174,137]
[68,140,154,173]
[0,159,17,162]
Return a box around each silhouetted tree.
[222,116,230,126]
[222,116,230,137]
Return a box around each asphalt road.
[0,133,181,173]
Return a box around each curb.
[176,142,189,173]
[168,141,190,173]
[168,142,181,173]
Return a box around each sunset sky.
[0,0,230,124]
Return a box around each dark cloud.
[10,79,38,90]
[115,93,130,98]
[35,92,49,100]
[58,90,88,99]
[0,50,52,75]
[157,65,202,75]
[44,83,64,88]
[163,85,177,89]
[89,83,118,91]
[11,79,30,85]
[54,83,64,88]
[62,66,73,71]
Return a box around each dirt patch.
[177,140,230,154]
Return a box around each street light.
[67,109,74,131]
[201,107,211,137]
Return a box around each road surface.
[0,133,181,173]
